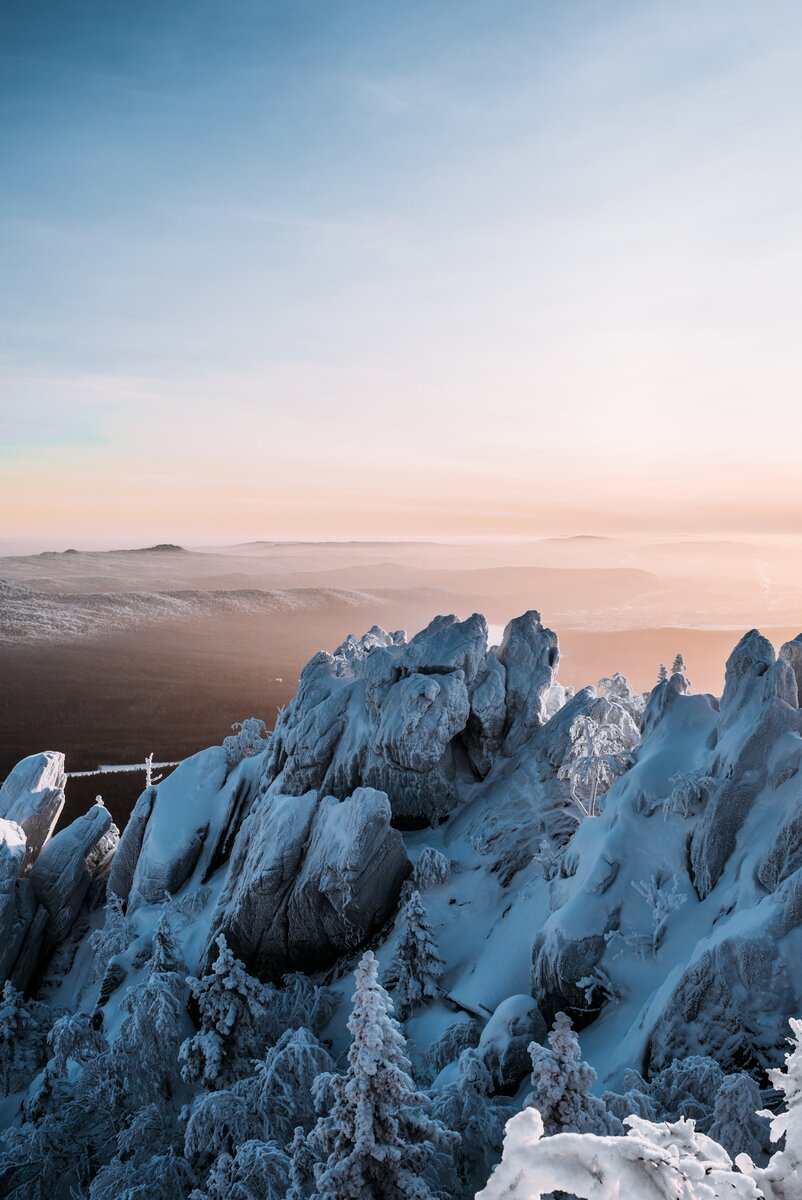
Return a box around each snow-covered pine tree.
[657,663,668,684]
[0,981,51,1097]
[248,1026,335,1147]
[180,932,268,1089]
[708,1072,768,1162]
[112,911,189,1108]
[392,889,444,1019]
[87,1103,192,1200]
[86,890,134,990]
[196,1138,290,1200]
[287,1124,317,1200]
[308,950,456,1200]
[526,1011,622,1135]
[672,653,686,676]
[738,1016,802,1199]
[430,1048,516,1198]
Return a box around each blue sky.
[3,1,802,546]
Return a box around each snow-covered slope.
[3,608,802,1196]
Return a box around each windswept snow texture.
[6,610,802,1196]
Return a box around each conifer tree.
[113,911,189,1108]
[308,950,455,1200]
[180,933,268,1089]
[526,1012,622,1136]
[0,982,51,1097]
[392,890,444,1019]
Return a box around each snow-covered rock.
[203,786,409,979]
[498,611,560,755]
[477,994,547,1093]
[0,751,66,870]
[30,802,114,944]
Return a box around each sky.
[3,0,802,549]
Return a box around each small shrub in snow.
[526,1011,622,1135]
[391,889,445,1019]
[223,718,270,768]
[665,769,712,819]
[533,838,562,881]
[412,846,451,890]
[631,871,687,954]
[423,1017,482,1079]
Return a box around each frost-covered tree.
[476,1108,762,1200]
[287,1124,317,1200]
[261,973,337,1044]
[308,950,455,1200]
[196,1138,290,1200]
[392,890,444,1019]
[245,1027,335,1146]
[708,1072,768,1162]
[738,1017,802,1199]
[657,663,668,684]
[87,1104,192,1200]
[672,653,686,677]
[184,1088,259,1173]
[423,1017,482,1080]
[533,837,562,882]
[180,933,268,1089]
[526,1012,622,1135]
[0,981,51,1097]
[223,718,270,768]
[412,847,451,890]
[430,1048,515,1198]
[558,710,637,820]
[87,890,135,989]
[112,911,189,1108]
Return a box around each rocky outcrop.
[0,751,66,871]
[30,802,116,945]
[779,633,802,706]
[203,786,409,980]
[498,611,559,755]
[264,610,561,824]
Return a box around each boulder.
[477,994,547,1093]
[0,751,66,870]
[498,611,559,754]
[30,802,113,944]
[204,786,409,980]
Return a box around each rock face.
[498,612,559,755]
[0,752,66,871]
[203,787,409,980]
[30,802,115,945]
[264,610,560,824]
